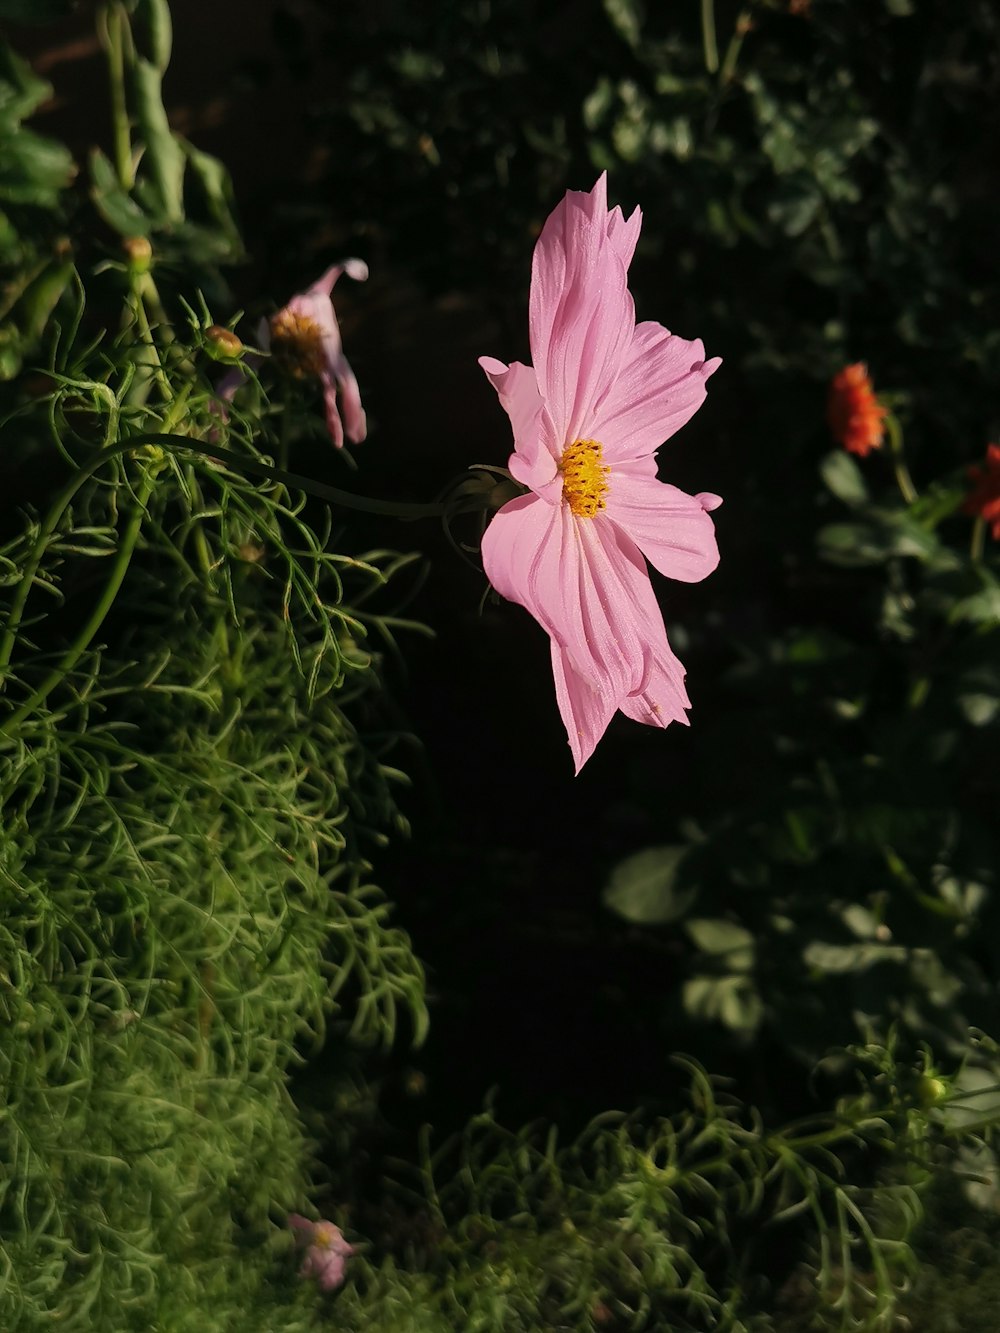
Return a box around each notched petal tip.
[697,355,723,379]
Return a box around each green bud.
[123,235,153,275]
[918,1075,948,1107]
[203,325,244,363]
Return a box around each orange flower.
[963,444,1000,540]
[827,363,887,457]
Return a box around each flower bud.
[204,325,244,363]
[123,235,153,275]
[918,1075,948,1108]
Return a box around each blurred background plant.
[2,0,1000,1327]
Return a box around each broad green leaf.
[180,140,244,257]
[820,450,869,506]
[602,845,695,925]
[683,974,763,1033]
[0,128,75,206]
[686,918,754,970]
[952,586,1000,626]
[958,692,999,726]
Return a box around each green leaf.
[0,128,75,207]
[602,845,695,925]
[89,148,153,236]
[16,256,74,343]
[767,176,821,238]
[132,57,185,223]
[819,513,944,568]
[803,940,907,974]
[602,0,643,47]
[0,39,51,121]
[958,692,1000,726]
[952,586,1000,626]
[683,974,763,1033]
[820,450,869,506]
[686,918,755,970]
[180,139,244,257]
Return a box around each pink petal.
[308,258,369,299]
[551,643,618,774]
[479,356,559,498]
[316,1250,350,1291]
[529,178,635,448]
[483,499,645,702]
[590,321,721,463]
[481,491,562,622]
[319,371,345,448]
[330,352,367,444]
[605,456,721,583]
[620,639,692,728]
[557,515,651,702]
[606,203,642,270]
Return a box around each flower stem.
[970,516,985,564]
[100,1,133,191]
[700,0,719,73]
[719,8,751,84]
[885,413,917,506]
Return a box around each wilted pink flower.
[288,1213,354,1292]
[480,174,721,773]
[216,259,368,448]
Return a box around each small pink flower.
[216,259,368,448]
[480,174,721,773]
[288,1214,354,1292]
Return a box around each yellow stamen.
[313,1223,338,1250]
[269,310,325,378]
[559,438,609,518]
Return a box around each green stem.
[700,0,719,73]
[129,285,174,400]
[970,516,985,564]
[885,412,917,506]
[101,1,133,191]
[719,8,751,84]
[1,469,156,734]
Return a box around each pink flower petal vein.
[480,174,722,773]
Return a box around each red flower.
[963,444,1000,540]
[827,363,887,457]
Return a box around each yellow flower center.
[313,1223,338,1250]
[559,438,609,518]
[269,310,325,378]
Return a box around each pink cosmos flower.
[288,1213,354,1292]
[217,259,368,448]
[480,174,721,773]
